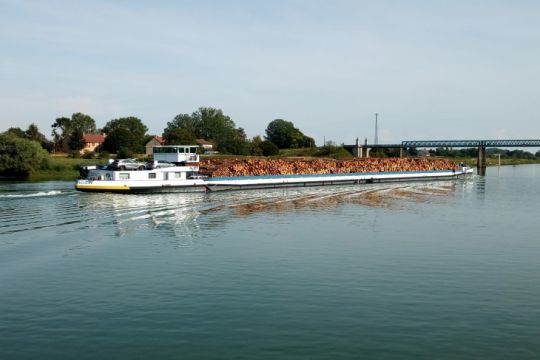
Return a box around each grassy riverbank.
[16,153,540,182]
[27,157,108,182]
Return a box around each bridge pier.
[361,146,371,158]
[477,146,486,175]
[351,139,371,158]
[400,147,405,158]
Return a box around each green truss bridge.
[347,139,540,174]
[401,140,540,148]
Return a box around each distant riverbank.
[4,155,540,182]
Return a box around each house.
[196,139,214,151]
[81,133,105,154]
[145,136,165,155]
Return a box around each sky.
[1,0,539,145]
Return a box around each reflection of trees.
[226,183,456,215]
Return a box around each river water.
[1,165,539,359]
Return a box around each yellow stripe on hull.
[76,184,130,191]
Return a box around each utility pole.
[374,113,379,145]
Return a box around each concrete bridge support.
[351,145,371,158]
[477,146,486,175]
[361,146,371,158]
[400,147,405,158]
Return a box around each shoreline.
[3,157,538,182]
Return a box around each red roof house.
[81,133,105,154]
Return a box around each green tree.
[67,129,85,151]
[265,119,314,149]
[25,123,44,143]
[164,128,197,145]
[0,134,50,177]
[165,113,199,139]
[51,112,96,151]
[219,136,251,155]
[260,140,279,156]
[4,124,53,152]
[51,116,70,147]
[302,136,316,148]
[197,107,237,141]
[250,135,264,156]
[71,112,97,133]
[5,127,26,138]
[102,117,148,141]
[101,116,148,155]
[26,123,54,152]
[164,107,250,154]
[103,127,141,156]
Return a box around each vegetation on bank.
[1,133,539,182]
[0,134,50,178]
[16,152,540,182]
[26,157,108,182]
[2,105,540,181]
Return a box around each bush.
[0,134,50,177]
[117,147,134,159]
[98,151,111,159]
[314,145,352,159]
[260,140,279,156]
[68,150,81,158]
[82,151,95,159]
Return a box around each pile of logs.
[198,158,458,177]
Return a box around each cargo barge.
[75,145,474,193]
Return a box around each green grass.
[278,147,353,159]
[27,156,108,181]
[278,148,320,158]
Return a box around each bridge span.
[401,140,540,148]
[346,139,540,174]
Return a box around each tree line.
[0,107,316,176]
[6,107,315,157]
[4,107,539,178]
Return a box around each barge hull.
[205,170,469,192]
[75,169,472,193]
[75,185,207,193]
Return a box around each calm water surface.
[1,165,539,359]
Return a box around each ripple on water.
[0,180,463,239]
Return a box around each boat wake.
[0,181,459,244]
[0,190,64,198]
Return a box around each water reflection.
[77,192,205,238]
[74,181,462,240]
[0,179,471,245]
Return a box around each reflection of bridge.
[345,139,540,174]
